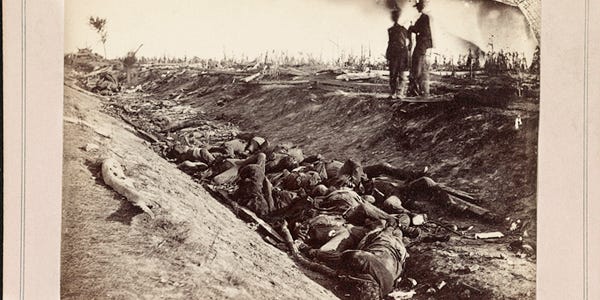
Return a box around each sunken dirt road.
[62,66,537,299]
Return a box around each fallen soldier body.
[168,138,248,162]
[161,135,495,300]
[304,220,408,300]
[233,153,275,217]
[293,189,419,252]
[232,152,309,217]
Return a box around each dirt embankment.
[186,77,538,237]
[61,85,338,300]
[179,78,539,299]
[64,61,539,299]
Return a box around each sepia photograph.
[61,0,541,299]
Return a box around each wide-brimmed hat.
[413,0,426,7]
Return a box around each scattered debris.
[455,264,481,274]
[468,264,480,272]
[484,253,508,260]
[388,290,416,299]
[335,70,389,82]
[241,72,262,83]
[85,143,100,152]
[411,214,427,226]
[474,232,504,239]
[437,280,447,290]
[398,277,418,290]
[514,115,523,130]
[509,239,535,255]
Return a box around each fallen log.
[430,220,476,239]
[315,68,345,75]
[279,67,309,77]
[255,80,310,86]
[399,95,453,103]
[335,72,378,81]
[315,79,386,89]
[201,70,256,76]
[241,72,262,83]
[335,70,390,81]
[430,70,485,77]
[101,158,155,218]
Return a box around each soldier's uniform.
[386,23,410,98]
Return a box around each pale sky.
[65,0,537,61]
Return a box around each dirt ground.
[63,62,538,299]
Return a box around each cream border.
[3,0,64,298]
[2,0,599,299]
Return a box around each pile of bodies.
[166,135,487,300]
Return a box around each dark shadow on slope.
[84,158,145,225]
[106,198,144,225]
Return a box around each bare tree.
[89,16,108,58]
[123,44,143,85]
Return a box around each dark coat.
[386,24,410,62]
[409,13,433,54]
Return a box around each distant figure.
[529,46,540,74]
[466,48,474,78]
[408,0,433,97]
[385,9,410,100]
[498,49,507,71]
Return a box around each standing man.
[466,48,474,78]
[385,9,411,99]
[408,0,433,97]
